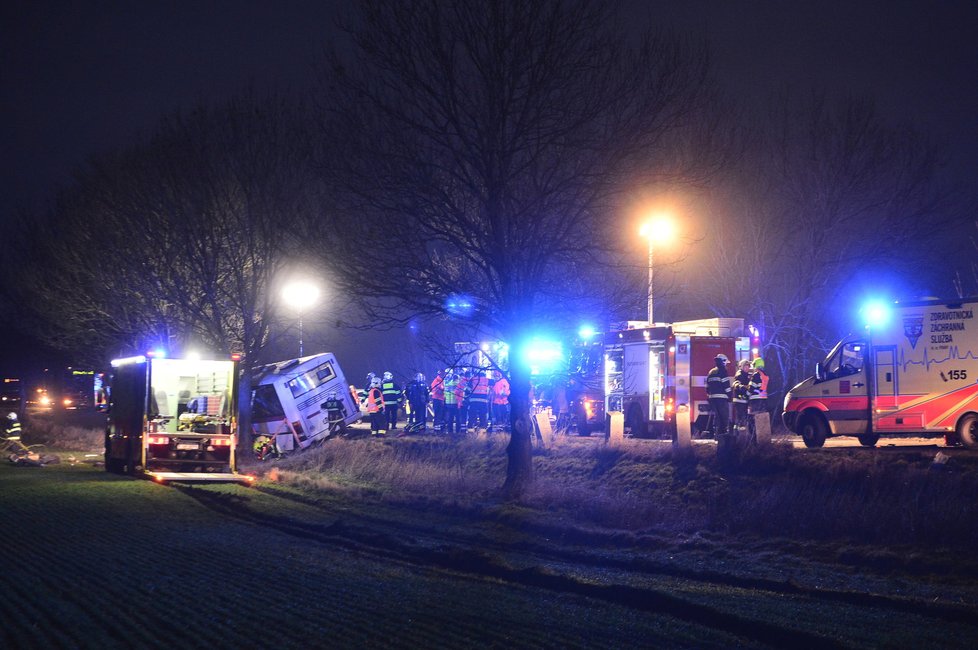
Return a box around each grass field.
[5,417,978,648]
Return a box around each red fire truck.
[604,318,752,437]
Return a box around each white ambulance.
[251,353,360,454]
[783,298,978,448]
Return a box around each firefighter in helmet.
[4,412,22,440]
[706,354,732,437]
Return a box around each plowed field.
[2,462,977,649]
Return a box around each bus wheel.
[956,413,978,448]
[857,434,879,447]
[799,414,827,448]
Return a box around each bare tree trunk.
[503,370,533,499]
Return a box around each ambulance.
[783,298,978,448]
[250,353,360,455]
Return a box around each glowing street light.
[638,215,676,325]
[282,279,320,357]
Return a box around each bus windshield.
[251,384,285,420]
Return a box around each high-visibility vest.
[382,381,401,405]
[492,378,510,405]
[367,388,384,413]
[749,370,769,401]
[444,378,459,406]
[430,375,445,400]
[706,368,731,400]
[469,376,489,404]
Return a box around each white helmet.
[383,371,393,381]
[715,354,729,364]
[370,377,382,388]
[6,412,17,420]
[415,372,425,382]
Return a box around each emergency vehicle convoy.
[783,297,978,448]
[600,318,752,437]
[250,353,360,455]
[104,354,250,483]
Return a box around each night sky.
[2,0,977,373]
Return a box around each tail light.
[147,435,170,445]
[209,437,232,446]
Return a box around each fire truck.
[784,298,978,448]
[604,318,752,438]
[104,353,251,483]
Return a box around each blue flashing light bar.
[862,301,892,328]
[110,355,147,368]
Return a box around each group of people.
[706,354,769,440]
[356,368,511,437]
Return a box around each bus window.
[252,384,285,420]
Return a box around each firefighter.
[706,354,732,437]
[458,369,471,430]
[381,371,402,431]
[748,358,769,413]
[405,372,429,432]
[467,370,490,430]
[490,371,510,432]
[430,370,445,430]
[322,391,346,434]
[357,372,376,408]
[732,360,752,435]
[443,371,460,435]
[4,412,22,440]
[367,377,386,435]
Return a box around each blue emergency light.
[862,301,892,328]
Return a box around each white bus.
[251,353,360,454]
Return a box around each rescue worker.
[366,377,386,435]
[322,391,347,435]
[706,354,732,438]
[458,369,471,430]
[490,371,510,432]
[4,412,22,440]
[749,357,772,445]
[405,372,430,432]
[381,371,402,431]
[357,372,376,408]
[430,370,445,430]
[748,358,769,413]
[467,370,490,429]
[443,371,460,435]
[732,360,752,435]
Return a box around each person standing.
[357,372,376,409]
[732,360,752,435]
[749,357,772,444]
[458,369,471,431]
[381,371,402,431]
[706,354,732,438]
[490,371,510,432]
[366,377,386,436]
[467,370,490,430]
[4,411,22,440]
[405,372,430,432]
[430,370,446,430]
[443,371,460,436]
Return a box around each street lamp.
[282,279,320,357]
[638,215,675,325]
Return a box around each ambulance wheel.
[857,434,879,447]
[799,414,827,448]
[956,413,978,448]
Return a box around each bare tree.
[316,0,717,496]
[14,92,314,435]
[700,92,952,399]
